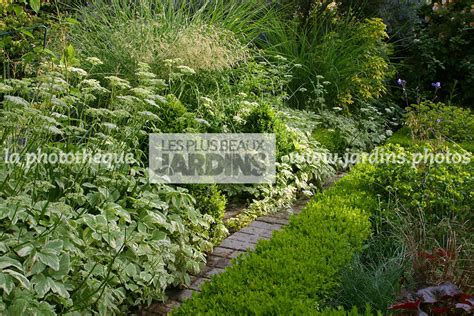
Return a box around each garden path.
[139,174,344,315]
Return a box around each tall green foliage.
[69,0,269,79]
[262,5,393,109]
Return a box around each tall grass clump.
[70,0,270,79]
[261,2,393,109]
[336,238,406,313]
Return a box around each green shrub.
[173,164,377,315]
[405,101,474,143]
[155,95,204,133]
[400,0,474,106]
[241,102,276,133]
[312,104,398,153]
[225,106,336,231]
[186,185,226,222]
[386,127,417,147]
[186,184,228,243]
[312,128,347,154]
[263,7,393,109]
[241,103,296,158]
[370,144,473,222]
[388,126,474,153]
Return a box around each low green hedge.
[173,165,378,315]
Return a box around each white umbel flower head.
[86,57,104,66]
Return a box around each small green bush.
[388,126,474,153]
[173,164,377,315]
[405,101,474,143]
[241,103,296,158]
[386,127,417,147]
[186,185,226,222]
[186,184,228,243]
[155,95,203,133]
[312,128,346,154]
[370,144,473,222]
[312,104,398,153]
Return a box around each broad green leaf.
[52,254,70,279]
[65,18,80,25]
[49,279,69,298]
[0,272,14,294]
[0,256,23,271]
[86,192,101,207]
[29,0,41,13]
[0,206,8,220]
[4,269,30,289]
[7,297,28,315]
[64,44,76,63]
[37,302,56,316]
[38,252,60,271]
[44,240,63,252]
[33,275,50,297]
[124,263,137,277]
[12,5,24,16]
[19,29,34,39]
[41,48,57,58]
[31,261,46,275]
[152,230,167,241]
[17,245,33,257]
[103,202,131,223]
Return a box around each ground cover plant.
[0,57,220,314]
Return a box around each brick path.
[138,198,309,315]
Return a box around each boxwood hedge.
[173,165,378,315]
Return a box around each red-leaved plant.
[389,282,474,315]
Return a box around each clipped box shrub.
[173,164,378,315]
[241,102,297,158]
[312,128,347,154]
[186,184,228,244]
